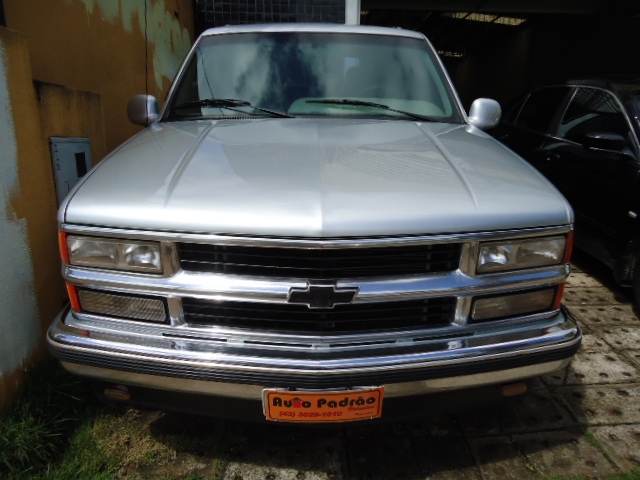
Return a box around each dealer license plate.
[262,387,384,423]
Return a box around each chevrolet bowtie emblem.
[288,284,359,309]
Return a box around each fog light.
[103,385,132,401]
[78,290,167,323]
[471,288,556,322]
[500,382,528,397]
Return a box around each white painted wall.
[0,41,40,377]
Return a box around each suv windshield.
[166,31,462,122]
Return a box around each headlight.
[476,235,568,274]
[65,235,162,273]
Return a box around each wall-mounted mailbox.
[50,137,92,205]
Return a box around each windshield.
[166,31,462,122]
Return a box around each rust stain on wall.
[5,0,194,153]
[0,29,57,403]
[3,29,62,337]
[0,0,194,407]
[37,82,108,167]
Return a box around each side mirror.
[581,132,626,154]
[127,94,160,126]
[468,98,502,130]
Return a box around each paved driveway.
[128,253,640,479]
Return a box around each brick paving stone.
[540,367,569,386]
[578,333,613,353]
[527,376,551,391]
[565,351,640,385]
[515,431,617,479]
[466,436,536,479]
[569,256,619,288]
[564,287,632,307]
[345,432,421,479]
[343,422,397,439]
[591,424,640,470]
[627,350,640,368]
[223,463,339,480]
[411,436,482,480]
[394,415,464,438]
[601,326,640,351]
[566,271,608,288]
[576,321,593,334]
[222,436,344,480]
[456,389,575,436]
[558,384,640,426]
[570,304,640,328]
[569,261,585,274]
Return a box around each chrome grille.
[181,297,457,333]
[177,243,462,278]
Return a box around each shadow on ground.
[122,253,640,479]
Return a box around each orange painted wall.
[5,0,194,152]
[0,0,194,410]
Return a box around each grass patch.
[2,361,89,475]
[0,361,231,479]
[609,471,640,480]
[544,472,640,480]
[4,362,639,480]
[0,360,121,479]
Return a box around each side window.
[557,87,630,141]
[515,87,570,133]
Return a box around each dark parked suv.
[494,79,640,303]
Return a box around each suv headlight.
[63,235,162,273]
[477,235,569,274]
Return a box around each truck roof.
[201,23,426,40]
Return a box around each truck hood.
[61,118,572,237]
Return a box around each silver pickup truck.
[48,23,580,423]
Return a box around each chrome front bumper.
[48,306,581,400]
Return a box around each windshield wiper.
[305,99,437,122]
[175,98,293,118]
